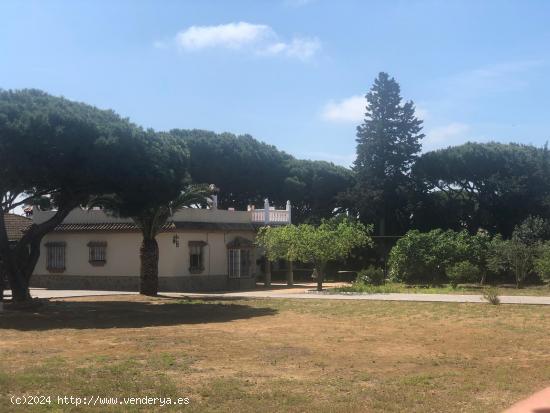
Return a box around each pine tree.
[352,72,424,236]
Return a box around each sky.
[2,0,550,167]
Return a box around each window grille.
[87,241,107,265]
[46,242,66,272]
[189,241,206,273]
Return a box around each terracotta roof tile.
[53,222,175,233]
[174,222,255,231]
[53,221,255,233]
[3,213,32,241]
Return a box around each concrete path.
[3,284,550,305]
[4,288,135,299]
[174,290,550,305]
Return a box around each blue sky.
[2,0,550,166]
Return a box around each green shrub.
[388,229,488,284]
[356,266,385,285]
[447,261,481,287]
[336,282,402,294]
[488,235,539,288]
[534,242,550,284]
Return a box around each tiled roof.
[174,222,255,231]
[52,221,254,233]
[3,213,32,241]
[53,222,175,233]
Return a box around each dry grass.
[1,295,549,412]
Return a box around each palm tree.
[93,184,213,296]
[134,185,212,295]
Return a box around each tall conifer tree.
[352,72,424,235]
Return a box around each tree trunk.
[6,269,31,302]
[316,265,325,291]
[140,237,159,296]
[264,259,271,287]
[0,203,78,303]
[480,272,486,286]
[286,260,293,286]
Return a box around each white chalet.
[31,198,291,291]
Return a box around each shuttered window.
[46,242,66,273]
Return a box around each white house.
[31,199,291,291]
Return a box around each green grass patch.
[332,282,550,296]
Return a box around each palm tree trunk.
[140,237,159,296]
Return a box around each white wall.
[34,230,257,278]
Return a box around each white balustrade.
[250,199,291,224]
[251,210,265,222]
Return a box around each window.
[189,241,206,273]
[46,242,66,273]
[227,237,254,279]
[87,241,107,266]
[228,249,240,278]
[228,248,251,278]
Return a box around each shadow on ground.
[0,297,277,331]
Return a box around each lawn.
[333,282,550,296]
[1,295,549,412]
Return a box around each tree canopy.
[170,128,353,223]
[411,142,550,236]
[256,217,372,290]
[0,89,188,301]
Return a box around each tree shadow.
[0,296,277,331]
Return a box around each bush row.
[387,217,550,287]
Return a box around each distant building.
[31,199,291,291]
[3,213,31,245]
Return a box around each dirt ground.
[1,295,549,412]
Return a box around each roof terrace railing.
[250,199,291,225]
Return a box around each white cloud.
[322,95,429,123]
[426,122,470,145]
[321,95,365,122]
[158,21,320,61]
[175,22,272,50]
[261,37,321,60]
